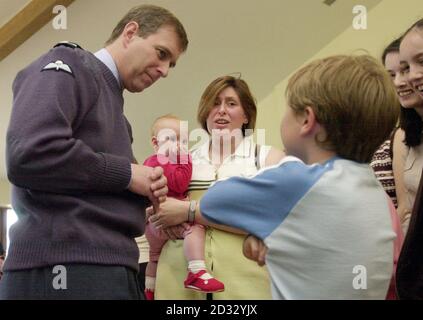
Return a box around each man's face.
[121,25,182,93]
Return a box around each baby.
[143,114,224,300]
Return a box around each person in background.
[370,38,404,208]
[395,17,423,300]
[392,19,423,233]
[396,169,423,299]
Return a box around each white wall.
[0,0,382,177]
[256,0,423,150]
[0,179,11,206]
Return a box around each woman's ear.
[299,106,318,136]
[243,114,249,124]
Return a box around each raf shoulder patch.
[41,60,73,76]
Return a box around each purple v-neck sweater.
[5,45,146,272]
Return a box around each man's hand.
[128,164,168,210]
[148,197,190,229]
[243,235,267,266]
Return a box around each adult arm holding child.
[148,197,247,235]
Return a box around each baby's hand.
[163,223,190,240]
[145,205,155,220]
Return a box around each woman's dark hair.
[381,38,401,64]
[402,18,423,39]
[400,109,422,146]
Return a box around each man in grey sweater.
[0,4,188,300]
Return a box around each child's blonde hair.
[286,54,399,163]
[151,114,180,137]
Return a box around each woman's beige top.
[403,141,423,229]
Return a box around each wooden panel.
[0,0,75,61]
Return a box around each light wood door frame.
[0,0,75,61]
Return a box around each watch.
[188,200,197,223]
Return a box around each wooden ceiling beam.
[0,0,75,62]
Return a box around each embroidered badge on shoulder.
[41,60,73,75]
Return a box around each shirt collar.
[233,135,254,158]
[94,48,121,88]
[195,135,254,162]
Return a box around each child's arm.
[148,198,246,235]
[162,155,193,194]
[200,157,324,239]
[192,201,247,234]
[149,158,327,239]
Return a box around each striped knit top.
[371,138,397,207]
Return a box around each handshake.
[128,164,168,211]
